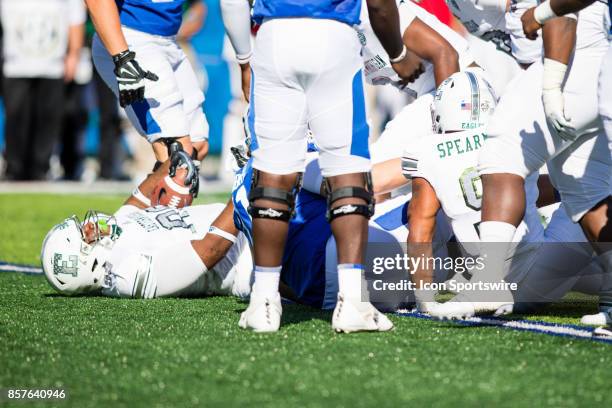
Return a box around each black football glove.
[112,50,159,108]
[167,141,200,197]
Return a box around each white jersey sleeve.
[220,0,253,62]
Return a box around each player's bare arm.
[177,0,207,41]
[192,199,240,268]
[367,0,425,83]
[85,0,129,55]
[371,158,410,197]
[402,17,460,86]
[522,0,596,38]
[407,177,441,310]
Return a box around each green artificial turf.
[0,194,609,407]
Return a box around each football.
[150,167,194,208]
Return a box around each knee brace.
[324,173,375,222]
[247,170,302,222]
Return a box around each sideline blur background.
[0,0,407,187]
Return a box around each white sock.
[252,265,281,296]
[337,264,364,300]
[471,221,517,302]
[479,221,517,242]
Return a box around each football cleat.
[332,293,394,333]
[592,325,612,339]
[580,311,612,326]
[416,301,443,315]
[428,293,512,320]
[427,301,476,320]
[238,292,282,333]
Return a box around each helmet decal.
[53,253,79,277]
[465,70,480,123]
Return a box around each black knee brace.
[247,170,302,222]
[324,173,375,222]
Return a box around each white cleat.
[238,292,282,333]
[416,301,443,315]
[332,293,394,333]
[428,301,476,320]
[428,295,512,320]
[581,311,612,326]
[592,325,612,339]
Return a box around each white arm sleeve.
[475,0,507,13]
[220,0,253,63]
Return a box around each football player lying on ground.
[400,71,606,319]
[41,161,253,299]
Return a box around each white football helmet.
[41,212,117,295]
[431,70,498,134]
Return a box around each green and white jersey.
[403,130,543,247]
[99,204,251,299]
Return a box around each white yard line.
[397,310,612,344]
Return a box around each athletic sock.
[252,265,281,297]
[471,221,517,303]
[337,263,364,300]
[479,221,517,243]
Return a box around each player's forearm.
[542,17,577,65]
[191,199,239,268]
[407,213,437,289]
[371,159,409,195]
[403,19,459,86]
[549,0,595,16]
[366,0,405,60]
[67,24,85,58]
[124,161,171,208]
[178,1,206,41]
[220,0,253,64]
[85,0,129,55]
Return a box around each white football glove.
[542,58,576,142]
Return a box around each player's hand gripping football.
[168,142,200,197]
[112,50,159,107]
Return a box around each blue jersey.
[252,0,362,26]
[232,160,332,308]
[116,0,185,36]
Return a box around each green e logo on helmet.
[53,253,79,277]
